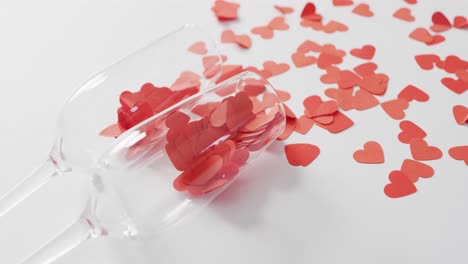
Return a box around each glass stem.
[21,217,99,264]
[0,159,63,217]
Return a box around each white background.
[0,0,467,263]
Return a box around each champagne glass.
[21,71,286,263]
[0,24,223,217]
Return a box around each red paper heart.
[409,28,433,43]
[410,138,443,161]
[350,45,376,60]
[333,0,354,6]
[398,120,427,144]
[285,143,320,166]
[188,41,207,55]
[448,146,468,166]
[397,85,429,102]
[269,16,289,30]
[384,170,417,198]
[454,16,468,29]
[381,98,409,120]
[359,73,389,95]
[353,141,385,164]
[323,20,348,33]
[354,62,377,77]
[251,26,274,39]
[352,3,374,17]
[430,11,452,32]
[414,54,441,70]
[401,159,434,182]
[291,52,317,67]
[338,70,361,89]
[352,89,379,110]
[393,8,415,22]
[315,111,354,133]
[211,0,240,21]
[301,2,322,21]
[441,77,468,94]
[274,5,294,15]
[453,105,468,125]
[263,61,290,76]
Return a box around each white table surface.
[0,0,467,263]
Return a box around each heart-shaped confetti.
[410,138,443,161]
[453,105,468,125]
[274,5,294,15]
[409,28,433,43]
[401,159,434,182]
[294,115,315,134]
[414,54,441,70]
[352,3,374,17]
[359,73,389,95]
[398,120,427,144]
[322,20,349,33]
[221,30,252,49]
[301,2,322,22]
[393,8,415,22]
[381,98,409,120]
[338,70,361,89]
[404,0,417,4]
[352,89,379,110]
[441,77,468,94]
[333,0,354,6]
[188,41,208,55]
[430,11,452,32]
[384,170,417,199]
[354,62,377,77]
[263,61,290,76]
[350,45,376,60]
[315,111,354,133]
[397,85,429,102]
[448,146,468,166]
[285,143,320,166]
[211,0,240,21]
[453,16,468,29]
[353,141,385,164]
[291,52,317,67]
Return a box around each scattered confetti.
[410,138,443,161]
[274,5,294,15]
[352,3,374,17]
[393,7,415,22]
[409,28,445,45]
[454,16,468,29]
[448,146,468,166]
[430,11,452,32]
[301,2,322,22]
[404,0,417,4]
[188,41,208,55]
[397,85,429,102]
[263,61,290,76]
[251,16,289,39]
[353,141,385,164]
[333,0,354,7]
[285,143,320,167]
[350,45,376,60]
[211,0,240,21]
[414,54,442,70]
[452,105,468,125]
[221,29,252,49]
[384,170,417,198]
[398,120,427,144]
[381,98,409,120]
[401,159,434,182]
